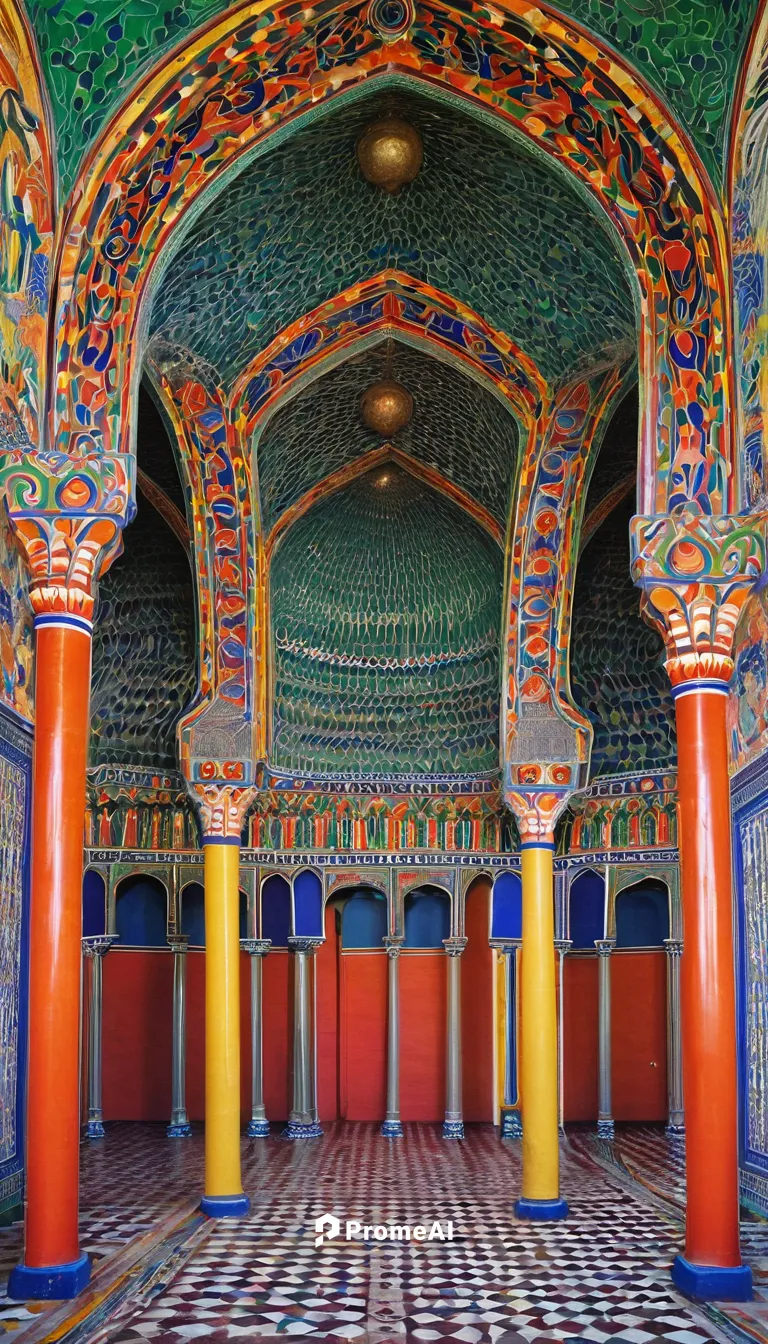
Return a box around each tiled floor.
[2,1124,768,1343]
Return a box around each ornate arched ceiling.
[270,465,503,778]
[149,89,634,390]
[32,0,757,198]
[257,342,519,535]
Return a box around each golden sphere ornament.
[360,380,414,436]
[356,116,423,193]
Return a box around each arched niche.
[491,871,522,943]
[615,879,670,949]
[403,886,451,949]
[341,889,388,950]
[261,873,291,947]
[114,874,168,948]
[83,869,107,938]
[293,870,323,939]
[180,882,205,948]
[569,870,606,950]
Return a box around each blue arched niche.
[83,869,107,938]
[115,874,168,947]
[294,870,323,938]
[261,874,291,947]
[342,889,388,948]
[491,871,522,941]
[615,880,670,948]
[569,870,605,949]
[404,886,450,949]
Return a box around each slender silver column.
[500,941,523,1138]
[83,935,117,1139]
[443,937,467,1139]
[167,934,192,1137]
[555,939,572,1131]
[286,937,323,1138]
[382,939,403,1137]
[664,938,685,1136]
[242,938,272,1137]
[595,939,616,1139]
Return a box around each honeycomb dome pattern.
[270,466,503,776]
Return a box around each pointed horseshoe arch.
[56,0,727,514]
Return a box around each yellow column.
[509,792,568,1222]
[194,785,254,1218]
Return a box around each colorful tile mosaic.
[0,507,33,722]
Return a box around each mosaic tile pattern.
[151,91,633,390]
[257,342,519,533]
[30,1122,765,1344]
[570,498,677,776]
[31,1,756,198]
[90,501,197,771]
[270,466,503,777]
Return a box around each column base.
[597,1118,615,1140]
[671,1254,752,1302]
[442,1119,465,1139]
[283,1120,323,1139]
[200,1194,251,1218]
[381,1119,403,1138]
[665,1122,685,1139]
[8,1254,91,1301]
[515,1196,569,1221]
[84,1119,105,1139]
[247,1118,271,1138]
[167,1122,192,1138]
[501,1110,523,1139]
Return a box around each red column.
[8,609,93,1300]
[670,676,751,1301]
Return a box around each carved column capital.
[241,938,272,957]
[664,938,683,958]
[506,788,571,846]
[443,937,468,957]
[594,939,616,957]
[82,935,118,958]
[190,783,257,841]
[384,938,403,959]
[167,934,190,954]
[288,936,323,955]
[630,511,768,686]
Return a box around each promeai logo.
[314,1214,453,1245]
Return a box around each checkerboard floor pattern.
[2,1124,768,1343]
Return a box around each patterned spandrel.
[31,0,755,199]
[151,90,633,388]
[0,752,24,1165]
[270,465,503,776]
[741,808,768,1162]
[90,501,197,770]
[257,342,518,533]
[570,498,676,775]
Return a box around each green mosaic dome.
[270,466,503,777]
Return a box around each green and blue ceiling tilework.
[270,465,503,777]
[90,495,197,770]
[151,91,634,389]
[570,495,677,776]
[32,1,756,199]
[257,342,519,533]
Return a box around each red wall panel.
[240,950,252,1119]
[341,953,388,1120]
[400,954,445,1121]
[185,951,206,1121]
[263,952,291,1121]
[563,955,599,1122]
[317,907,340,1121]
[612,951,667,1121]
[462,880,494,1122]
[102,949,173,1121]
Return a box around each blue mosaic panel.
[270,465,503,777]
[151,90,633,389]
[257,342,518,533]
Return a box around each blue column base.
[665,1123,685,1138]
[381,1119,403,1137]
[8,1253,91,1301]
[501,1110,523,1138]
[515,1196,569,1221]
[200,1193,251,1218]
[84,1120,105,1139]
[671,1255,752,1302]
[597,1119,615,1140]
[442,1119,464,1139]
[283,1120,323,1139]
[166,1122,192,1138]
[247,1119,270,1138]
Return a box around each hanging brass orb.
[360,380,414,435]
[356,116,423,193]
